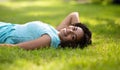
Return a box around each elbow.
[71,12,79,16]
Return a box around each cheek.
[64,35,72,41]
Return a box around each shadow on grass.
[91,17,120,39]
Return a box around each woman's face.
[58,26,84,42]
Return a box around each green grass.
[0,0,120,70]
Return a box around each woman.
[0,12,92,50]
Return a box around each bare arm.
[16,34,51,50]
[0,35,51,50]
[56,12,80,31]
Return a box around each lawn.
[0,0,120,70]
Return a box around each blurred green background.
[0,0,120,70]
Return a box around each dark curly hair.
[60,22,92,49]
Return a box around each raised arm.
[56,12,80,31]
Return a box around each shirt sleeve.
[47,32,60,48]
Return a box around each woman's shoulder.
[26,21,44,24]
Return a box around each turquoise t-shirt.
[0,21,60,48]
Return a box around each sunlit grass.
[0,1,63,9]
[25,11,63,16]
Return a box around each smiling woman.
[58,26,84,43]
[59,22,92,48]
[0,12,92,50]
